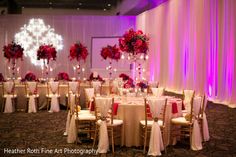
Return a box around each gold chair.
[171,92,203,150]
[2,81,17,113]
[139,97,167,154]
[68,91,96,144]
[93,97,123,154]
[25,81,39,113]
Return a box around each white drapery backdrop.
[0,15,135,79]
[137,0,236,107]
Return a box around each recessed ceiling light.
[49,2,52,5]
[107,4,111,7]
[22,6,24,9]
[79,3,82,6]
[77,8,80,10]
[103,8,106,11]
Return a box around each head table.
[67,95,183,147]
[0,81,110,111]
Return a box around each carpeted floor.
[0,102,236,157]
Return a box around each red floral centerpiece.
[22,72,37,82]
[69,42,88,79]
[124,78,135,88]
[57,72,70,81]
[119,29,149,82]
[3,42,24,61]
[101,45,121,61]
[101,44,121,79]
[119,73,130,81]
[37,44,57,63]
[119,73,134,88]
[119,28,149,57]
[69,42,88,62]
[3,42,24,79]
[88,73,104,82]
[136,81,148,91]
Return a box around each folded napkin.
[146,104,153,118]
[172,102,178,114]
[112,103,119,115]
[89,101,95,111]
[182,101,185,110]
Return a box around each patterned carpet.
[0,102,236,157]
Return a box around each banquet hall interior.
[0,0,236,156]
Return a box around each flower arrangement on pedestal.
[3,42,24,79]
[37,44,57,80]
[37,44,57,63]
[119,28,149,58]
[101,45,121,79]
[56,72,70,81]
[22,72,37,82]
[69,42,88,61]
[69,42,88,79]
[119,28,149,82]
[3,42,24,61]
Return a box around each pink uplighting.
[137,0,236,106]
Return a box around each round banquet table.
[66,95,183,147]
[114,95,183,147]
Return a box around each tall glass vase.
[42,59,49,81]
[108,61,112,80]
[129,55,143,84]
[11,59,17,80]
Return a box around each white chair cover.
[202,99,210,141]
[69,81,79,112]
[191,97,203,150]
[67,114,77,143]
[65,82,78,135]
[148,81,158,87]
[85,88,95,109]
[151,87,164,97]
[184,90,195,113]
[27,82,37,113]
[91,81,101,96]
[67,111,96,143]
[4,81,14,113]
[64,111,71,136]
[147,97,165,156]
[95,97,112,153]
[49,81,60,112]
[69,81,78,94]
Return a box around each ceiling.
[0,0,167,15]
[0,0,121,13]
